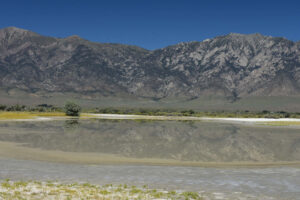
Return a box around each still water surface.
[0,119,299,199]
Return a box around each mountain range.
[0,27,300,110]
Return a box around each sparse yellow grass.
[260,121,300,126]
[80,113,95,118]
[0,112,66,120]
[0,112,35,119]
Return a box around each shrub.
[64,102,81,116]
[0,105,6,111]
[6,104,26,111]
[262,110,270,114]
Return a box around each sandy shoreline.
[200,117,300,122]
[89,114,300,123]
[0,117,54,122]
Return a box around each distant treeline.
[0,104,61,112]
[0,104,300,118]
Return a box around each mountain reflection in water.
[0,119,299,163]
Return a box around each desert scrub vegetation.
[0,104,61,112]
[0,180,205,200]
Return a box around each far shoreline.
[1,112,300,126]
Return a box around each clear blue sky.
[0,0,299,49]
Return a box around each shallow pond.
[0,119,299,199]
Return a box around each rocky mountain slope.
[0,27,300,102]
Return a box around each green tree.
[64,102,81,116]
